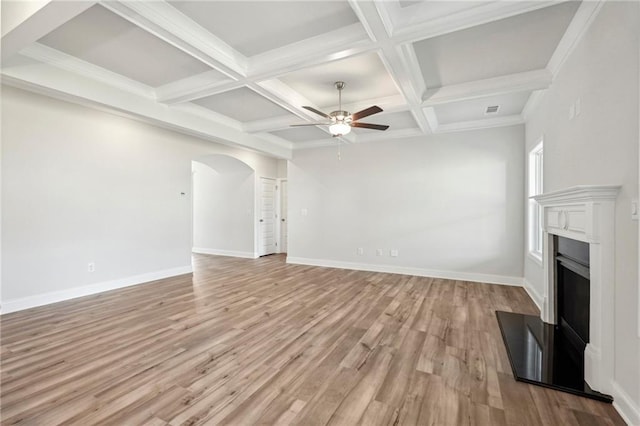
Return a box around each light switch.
[632,200,639,220]
[301,208,308,216]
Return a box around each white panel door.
[280,180,288,253]
[259,177,277,256]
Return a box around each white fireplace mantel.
[532,185,620,394]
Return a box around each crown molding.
[352,127,422,144]
[547,1,605,78]
[172,103,243,132]
[391,1,562,45]
[434,114,524,134]
[521,89,547,122]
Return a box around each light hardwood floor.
[1,254,625,425]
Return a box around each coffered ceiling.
[1,0,599,159]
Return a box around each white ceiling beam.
[19,43,155,98]
[422,69,553,107]
[1,1,95,63]
[248,24,372,79]
[100,1,247,79]
[155,71,238,104]
[1,61,291,159]
[157,24,375,105]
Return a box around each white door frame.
[258,176,277,256]
[276,178,288,253]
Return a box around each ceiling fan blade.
[290,122,329,127]
[302,106,331,119]
[351,105,383,121]
[351,122,389,131]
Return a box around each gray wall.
[524,1,639,414]
[288,125,525,284]
[1,86,278,308]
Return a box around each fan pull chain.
[337,141,341,160]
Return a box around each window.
[528,140,544,261]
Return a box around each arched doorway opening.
[191,154,257,258]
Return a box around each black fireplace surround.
[496,236,613,402]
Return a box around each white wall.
[192,160,255,257]
[288,125,525,284]
[1,85,278,311]
[524,1,639,422]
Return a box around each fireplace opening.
[555,235,590,372]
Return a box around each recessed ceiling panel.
[434,92,531,124]
[38,4,214,87]
[280,53,399,109]
[193,87,292,122]
[169,1,359,57]
[270,126,330,142]
[413,2,580,88]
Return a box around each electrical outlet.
[376,249,383,256]
[357,247,364,256]
[390,249,399,257]
[88,262,95,273]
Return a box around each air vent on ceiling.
[485,105,500,114]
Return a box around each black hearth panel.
[496,311,613,403]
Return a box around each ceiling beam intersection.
[349,0,432,133]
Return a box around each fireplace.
[497,185,619,401]
[535,186,619,395]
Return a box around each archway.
[191,154,257,258]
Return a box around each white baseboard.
[522,278,544,311]
[0,265,193,315]
[285,257,524,286]
[192,247,258,259]
[612,381,640,426]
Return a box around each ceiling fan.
[291,81,389,136]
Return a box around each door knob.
[259,219,264,222]
[281,218,286,222]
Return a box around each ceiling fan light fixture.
[329,122,351,136]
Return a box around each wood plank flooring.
[1,254,625,425]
